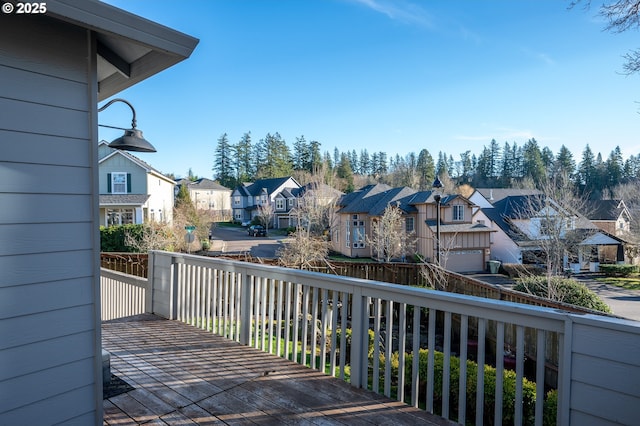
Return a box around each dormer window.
[453,205,464,221]
[276,199,284,210]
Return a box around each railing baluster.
[535,329,546,426]
[515,325,525,426]
[284,281,292,360]
[276,280,284,357]
[442,311,451,419]
[411,306,420,408]
[427,307,435,412]
[476,318,486,426]
[384,299,393,398]
[339,291,347,381]
[320,289,329,373]
[311,287,319,369]
[373,298,381,393]
[292,282,301,364]
[301,285,310,366]
[459,314,468,425]
[495,321,505,425]
[397,302,406,403]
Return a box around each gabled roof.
[293,182,344,199]
[48,0,199,101]
[236,177,300,197]
[584,199,628,221]
[182,178,230,191]
[99,142,175,184]
[425,220,493,234]
[474,188,542,204]
[337,184,418,215]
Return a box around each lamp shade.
[108,128,156,152]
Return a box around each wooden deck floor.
[102,314,452,425]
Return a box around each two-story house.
[333,184,493,272]
[99,141,175,226]
[175,178,232,220]
[471,188,626,269]
[231,176,301,227]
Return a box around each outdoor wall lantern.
[98,98,157,152]
[432,176,443,265]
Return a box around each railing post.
[349,287,367,388]
[146,251,155,314]
[239,268,252,346]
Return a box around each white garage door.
[442,250,484,273]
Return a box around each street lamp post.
[432,176,443,266]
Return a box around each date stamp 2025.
[2,2,47,15]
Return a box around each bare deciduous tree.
[367,203,416,263]
[256,201,275,234]
[277,188,335,270]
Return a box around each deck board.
[102,314,452,425]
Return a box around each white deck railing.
[102,251,640,425]
[100,268,149,321]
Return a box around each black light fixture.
[98,98,156,152]
[432,176,443,266]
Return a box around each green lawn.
[595,275,640,290]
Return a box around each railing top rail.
[151,250,598,332]
[100,267,149,290]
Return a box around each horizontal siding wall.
[570,316,640,425]
[0,15,98,423]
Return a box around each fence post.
[349,287,367,388]
[239,267,252,346]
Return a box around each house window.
[110,172,128,194]
[350,215,365,248]
[346,221,350,248]
[234,196,241,206]
[276,199,284,210]
[405,217,414,232]
[106,208,133,226]
[452,205,464,221]
[289,199,294,208]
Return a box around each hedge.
[100,224,145,252]
[388,349,557,425]
[599,264,638,277]
[514,276,611,313]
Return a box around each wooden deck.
[102,314,452,425]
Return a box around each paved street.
[470,273,640,322]
[208,224,285,258]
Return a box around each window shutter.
[107,173,112,193]
[127,173,132,193]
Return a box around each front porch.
[102,314,448,425]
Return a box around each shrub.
[514,276,611,313]
[100,224,145,252]
[390,349,556,425]
[501,263,544,278]
[599,264,638,277]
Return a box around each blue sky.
[99,0,640,179]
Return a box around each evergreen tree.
[606,146,624,190]
[309,140,322,174]
[553,145,576,183]
[214,133,236,188]
[488,139,501,180]
[293,135,309,171]
[459,150,472,184]
[259,132,293,178]
[359,149,370,175]
[336,153,354,192]
[577,144,596,193]
[235,132,253,183]
[522,138,546,186]
[417,149,435,190]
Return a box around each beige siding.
[0,16,100,424]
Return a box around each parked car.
[248,225,266,237]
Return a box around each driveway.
[469,272,640,322]
[208,225,286,258]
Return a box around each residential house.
[585,199,635,264]
[275,181,343,229]
[471,188,626,269]
[333,184,493,272]
[0,1,197,423]
[175,178,232,220]
[99,141,175,226]
[231,176,301,227]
